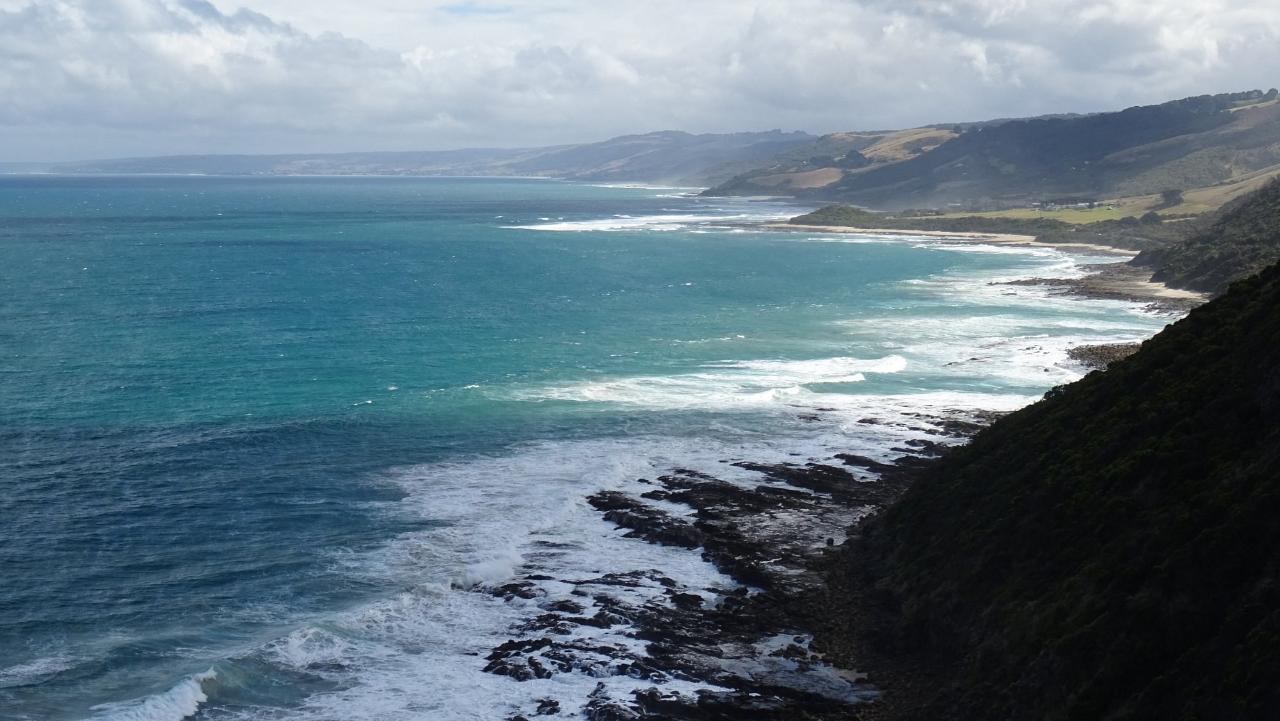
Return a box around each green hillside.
[851,257,1280,718]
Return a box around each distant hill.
[849,259,1280,716]
[708,90,1280,211]
[15,130,818,187]
[1136,177,1280,294]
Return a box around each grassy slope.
[710,90,1280,211]
[789,204,1195,252]
[854,257,1280,720]
[708,127,953,194]
[857,127,957,164]
[936,205,1138,222]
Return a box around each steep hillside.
[709,127,955,195]
[851,258,1280,719]
[708,89,1280,210]
[1137,177,1280,294]
[31,130,818,187]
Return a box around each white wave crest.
[91,670,216,721]
[508,211,787,232]
[502,355,906,410]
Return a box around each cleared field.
[860,127,957,163]
[936,205,1135,223]
[1112,165,1280,216]
[936,164,1280,224]
[1228,97,1280,113]
[748,167,844,189]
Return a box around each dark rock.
[833,454,897,473]
[546,599,586,614]
[670,592,704,610]
[586,683,641,721]
[588,491,706,548]
[491,581,544,600]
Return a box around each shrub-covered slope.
[1138,177,1280,294]
[858,259,1280,720]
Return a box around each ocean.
[0,176,1173,720]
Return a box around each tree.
[1159,189,1184,209]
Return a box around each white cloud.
[0,0,1277,160]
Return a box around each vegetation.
[855,254,1280,720]
[1158,188,1185,208]
[789,205,887,227]
[1137,177,1280,294]
[794,177,1278,300]
[710,90,1280,213]
[709,127,956,195]
[935,205,1137,223]
[790,203,1196,251]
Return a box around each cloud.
[439,2,512,16]
[0,0,1277,161]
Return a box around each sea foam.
[508,210,790,232]
[90,670,215,721]
[501,355,907,410]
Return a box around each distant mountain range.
[10,89,1280,216]
[709,89,1280,211]
[6,130,817,188]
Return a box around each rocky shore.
[473,413,997,720]
[999,261,1205,312]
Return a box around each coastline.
[768,222,1043,245]
[477,216,1200,719]
[765,222,1209,308]
[484,411,992,720]
[1000,261,1207,310]
[6,177,1187,721]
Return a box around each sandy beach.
[1069,263,1207,302]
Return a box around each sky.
[1,0,1278,161]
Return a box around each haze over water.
[0,176,1172,720]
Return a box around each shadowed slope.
[857,257,1280,720]
[1138,177,1280,294]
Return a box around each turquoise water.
[0,176,1172,720]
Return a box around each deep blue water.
[0,176,1173,720]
